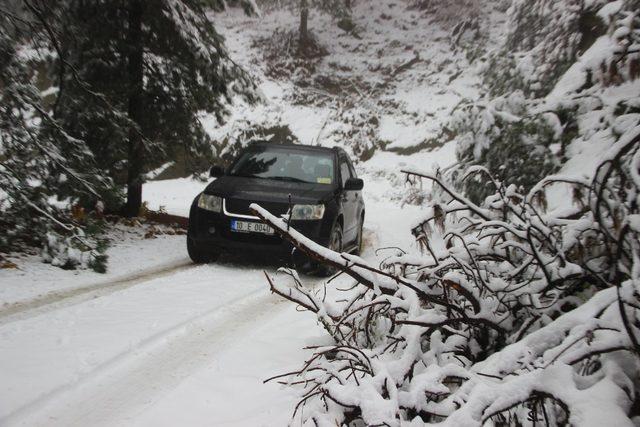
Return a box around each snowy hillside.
[207,0,505,158]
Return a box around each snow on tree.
[52,0,258,216]
[1,0,258,268]
[252,123,640,425]
[0,6,112,271]
[448,0,640,204]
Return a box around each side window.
[340,158,351,187]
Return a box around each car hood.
[203,176,335,204]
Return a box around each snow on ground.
[0,225,187,308]
[143,177,208,217]
[205,0,492,155]
[364,140,458,175]
[124,300,326,427]
[0,262,321,426]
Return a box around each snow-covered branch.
[255,127,640,426]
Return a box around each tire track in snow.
[4,274,323,427]
[1,227,376,326]
[0,258,193,325]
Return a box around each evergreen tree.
[448,0,639,204]
[54,0,257,216]
[0,5,112,270]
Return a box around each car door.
[339,154,358,244]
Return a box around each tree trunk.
[123,0,145,217]
[299,0,309,46]
[345,0,351,9]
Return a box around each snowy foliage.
[1,0,257,268]
[485,0,589,97]
[255,124,640,425]
[41,231,108,272]
[0,12,111,270]
[451,91,560,203]
[449,0,640,205]
[55,0,258,188]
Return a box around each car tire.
[292,248,312,273]
[319,222,343,277]
[187,236,219,264]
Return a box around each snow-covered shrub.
[483,0,638,98]
[332,108,382,161]
[448,0,640,209]
[41,229,108,273]
[594,1,640,86]
[254,125,640,426]
[451,92,559,203]
[486,0,606,97]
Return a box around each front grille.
[225,198,289,217]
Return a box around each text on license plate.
[231,220,274,235]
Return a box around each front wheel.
[187,236,219,264]
[319,223,343,277]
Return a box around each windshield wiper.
[269,176,309,183]
[231,174,310,183]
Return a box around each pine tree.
[449,0,640,204]
[0,5,112,269]
[54,0,257,216]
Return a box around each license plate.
[231,220,274,235]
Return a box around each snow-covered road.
[1,260,325,426]
[0,259,193,324]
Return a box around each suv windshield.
[230,146,335,185]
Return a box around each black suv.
[187,143,365,269]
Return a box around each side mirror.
[344,177,364,191]
[209,165,225,178]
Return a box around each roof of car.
[247,141,342,154]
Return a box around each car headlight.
[290,204,325,220]
[198,194,222,212]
